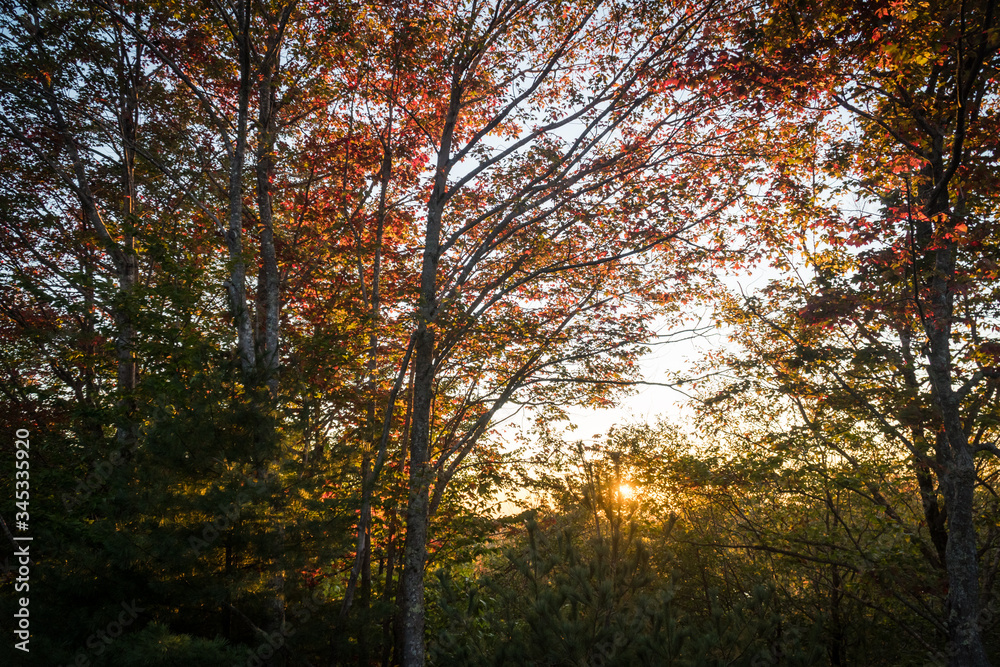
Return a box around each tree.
[0,0,151,448]
[703,1,1000,663]
[376,1,748,663]
[428,420,823,667]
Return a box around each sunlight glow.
[618,483,635,499]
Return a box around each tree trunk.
[942,447,988,667]
[921,166,989,664]
[388,363,415,667]
[114,27,140,450]
[342,125,393,621]
[398,74,460,667]
[399,336,433,667]
[224,0,255,376]
[255,31,281,398]
[382,513,398,667]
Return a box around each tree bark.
[927,271,990,666]
[920,154,989,664]
[113,19,141,450]
[255,18,283,399]
[398,68,461,667]
[224,0,256,376]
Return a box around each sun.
[618,483,635,499]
